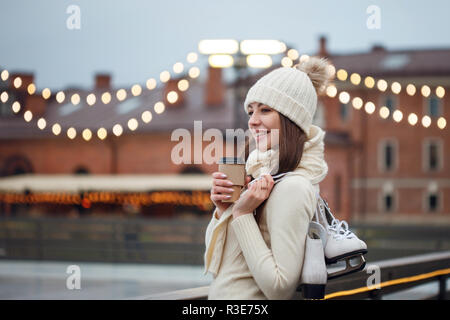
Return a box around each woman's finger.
[211,194,232,202]
[211,186,235,195]
[212,172,227,179]
[212,179,234,187]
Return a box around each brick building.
[0,37,448,222]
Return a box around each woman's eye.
[248,112,253,116]
[261,108,271,113]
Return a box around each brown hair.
[243,113,308,224]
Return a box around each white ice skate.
[300,221,328,299]
[315,196,368,280]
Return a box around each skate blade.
[327,253,366,280]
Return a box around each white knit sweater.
[204,125,328,300]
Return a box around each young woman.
[204,57,332,300]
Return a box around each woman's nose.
[248,112,261,126]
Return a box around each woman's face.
[247,102,281,152]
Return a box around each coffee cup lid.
[218,157,245,164]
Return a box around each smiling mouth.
[254,130,270,139]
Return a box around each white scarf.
[245,125,328,184]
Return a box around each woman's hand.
[210,172,251,219]
[232,174,274,219]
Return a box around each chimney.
[163,78,185,107]
[205,66,225,106]
[95,73,111,90]
[318,35,329,58]
[8,72,47,117]
[9,72,34,92]
[372,44,386,53]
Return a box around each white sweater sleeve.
[230,176,315,299]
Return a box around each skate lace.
[329,219,354,240]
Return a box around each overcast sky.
[1,0,449,90]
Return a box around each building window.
[423,139,442,172]
[339,103,349,122]
[379,140,397,172]
[426,96,442,118]
[428,193,438,212]
[382,192,395,212]
[381,95,397,119]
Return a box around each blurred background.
[0,0,449,299]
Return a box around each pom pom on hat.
[294,56,333,95]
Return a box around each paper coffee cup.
[218,157,245,203]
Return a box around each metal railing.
[138,251,450,300]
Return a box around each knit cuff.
[231,214,270,266]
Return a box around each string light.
[112,124,123,136]
[352,97,363,110]
[154,101,165,114]
[437,117,446,129]
[421,85,431,97]
[101,92,112,104]
[131,84,142,96]
[336,69,348,81]
[127,118,138,131]
[97,127,107,140]
[338,91,350,104]
[167,91,178,104]
[408,113,418,126]
[406,84,416,96]
[281,57,293,67]
[364,76,375,89]
[3,46,447,142]
[86,93,96,106]
[37,118,46,130]
[377,79,388,92]
[364,101,376,114]
[392,110,403,122]
[0,50,200,109]
[0,70,9,81]
[379,106,390,119]
[52,123,62,135]
[116,89,127,101]
[27,83,36,95]
[141,111,152,123]
[82,129,92,141]
[422,115,431,128]
[24,110,32,122]
[42,88,51,100]
[11,101,21,113]
[350,73,361,85]
[67,127,77,139]
[13,77,22,88]
[56,91,65,103]
[436,86,445,98]
[71,93,80,105]
[326,85,337,98]
[0,91,8,103]
[391,82,401,94]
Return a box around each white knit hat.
[244,57,331,137]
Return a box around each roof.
[0,174,212,193]
[328,47,450,78]
[0,80,236,139]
